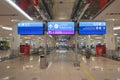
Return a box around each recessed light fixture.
[105,18,115,21]
[11,19,19,22]
[5,0,33,21]
[114,26,120,30]
[114,33,118,36]
[2,27,12,30]
[58,17,67,20]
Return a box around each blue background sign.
[79,22,106,35]
[18,22,44,35]
[47,22,74,34]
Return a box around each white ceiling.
[94,0,120,36]
[52,0,75,20]
[0,0,29,37]
[95,0,120,21]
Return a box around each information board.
[79,22,106,35]
[18,22,44,35]
[47,22,74,34]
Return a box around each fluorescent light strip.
[5,0,33,21]
[114,34,118,36]
[2,27,12,30]
[113,27,120,30]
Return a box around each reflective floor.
[0,50,10,59]
[0,50,120,80]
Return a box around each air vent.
[106,13,120,15]
[0,14,18,16]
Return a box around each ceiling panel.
[0,0,29,37]
[0,0,28,26]
[52,0,75,20]
[94,0,120,36]
[95,0,120,21]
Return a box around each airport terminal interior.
[0,0,120,80]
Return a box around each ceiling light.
[105,18,116,21]
[3,77,9,80]
[2,27,12,30]
[114,34,118,36]
[5,0,33,21]
[58,17,67,20]
[11,19,19,22]
[95,37,102,39]
[114,26,120,30]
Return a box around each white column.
[105,21,116,50]
[105,21,116,57]
[11,25,20,56]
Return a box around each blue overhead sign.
[18,22,44,35]
[47,22,74,34]
[79,22,106,35]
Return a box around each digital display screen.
[18,22,44,35]
[47,22,74,34]
[79,22,106,35]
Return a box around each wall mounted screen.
[47,22,74,34]
[18,22,44,35]
[79,22,106,35]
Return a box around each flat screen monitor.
[79,21,106,35]
[18,22,44,35]
[47,22,74,34]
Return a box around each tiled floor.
[81,56,120,80]
[0,50,120,80]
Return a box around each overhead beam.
[40,0,53,19]
[70,0,82,19]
